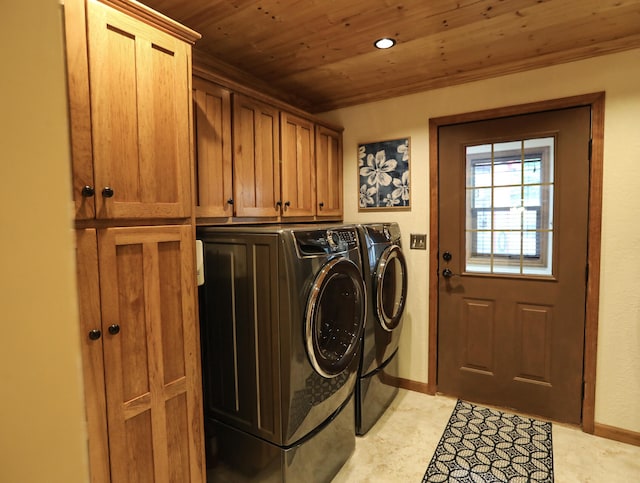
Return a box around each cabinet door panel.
[65,0,95,219]
[233,94,280,217]
[98,225,204,482]
[75,229,110,483]
[87,0,191,219]
[315,125,343,217]
[193,78,233,218]
[281,112,316,217]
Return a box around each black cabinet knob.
[81,186,95,198]
[318,202,324,209]
[284,201,291,208]
[102,187,114,198]
[108,324,120,335]
[88,329,101,340]
[227,198,234,205]
[276,200,282,208]
[443,251,452,261]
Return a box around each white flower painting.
[358,138,410,210]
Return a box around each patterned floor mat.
[422,400,553,482]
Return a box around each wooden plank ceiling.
[142,0,640,112]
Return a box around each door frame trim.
[427,92,605,433]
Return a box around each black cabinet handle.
[318,202,324,209]
[102,187,114,198]
[227,198,234,205]
[276,200,282,209]
[88,329,101,340]
[81,186,95,198]
[284,201,291,209]
[108,324,120,335]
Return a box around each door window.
[465,137,555,276]
[305,258,366,378]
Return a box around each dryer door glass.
[305,258,366,378]
[375,245,408,331]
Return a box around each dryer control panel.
[294,228,359,256]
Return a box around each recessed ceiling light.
[374,38,396,49]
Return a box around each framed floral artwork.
[358,137,410,210]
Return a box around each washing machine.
[355,222,408,435]
[197,224,366,482]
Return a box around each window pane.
[472,187,492,208]
[523,208,539,230]
[524,137,554,183]
[494,186,520,208]
[524,159,542,184]
[493,230,521,256]
[523,185,541,206]
[494,208,522,231]
[494,160,522,186]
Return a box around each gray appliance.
[355,222,408,435]
[197,224,366,482]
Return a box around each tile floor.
[333,389,640,482]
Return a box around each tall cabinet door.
[193,77,233,218]
[232,94,281,218]
[280,112,316,217]
[315,125,343,218]
[98,225,204,483]
[87,0,192,220]
[76,229,110,483]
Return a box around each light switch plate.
[410,234,427,250]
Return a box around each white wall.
[320,48,640,433]
[0,2,89,482]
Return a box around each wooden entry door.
[437,107,591,424]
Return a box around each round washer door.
[305,258,366,378]
[375,245,408,331]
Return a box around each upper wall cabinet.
[68,0,195,220]
[192,76,343,222]
[315,125,343,218]
[192,77,233,218]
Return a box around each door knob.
[442,268,455,278]
[108,324,120,335]
[443,251,452,261]
[102,186,114,198]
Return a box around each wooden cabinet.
[65,1,204,482]
[192,77,233,218]
[192,80,343,221]
[315,125,343,218]
[280,111,316,217]
[77,226,204,482]
[70,0,193,220]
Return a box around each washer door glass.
[375,245,408,331]
[306,258,366,378]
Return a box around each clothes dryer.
[197,224,366,482]
[355,222,408,435]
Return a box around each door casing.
[427,93,605,433]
